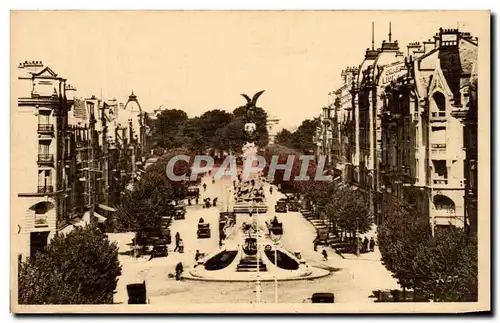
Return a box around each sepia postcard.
[10,10,491,314]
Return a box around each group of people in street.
[356,236,376,255]
[201,197,218,208]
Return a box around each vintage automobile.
[316,227,329,245]
[160,228,171,244]
[197,223,211,239]
[174,205,186,220]
[186,185,200,197]
[151,238,169,258]
[287,199,300,212]
[275,199,288,213]
[311,292,335,303]
[127,281,147,304]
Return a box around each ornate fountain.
[187,92,329,282]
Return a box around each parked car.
[275,199,287,213]
[187,186,200,197]
[316,227,329,245]
[151,238,169,258]
[174,205,186,220]
[287,200,300,212]
[311,292,335,303]
[127,281,147,304]
[197,223,211,239]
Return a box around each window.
[38,170,52,192]
[433,92,446,112]
[431,126,446,145]
[38,113,50,125]
[38,143,49,155]
[433,160,448,178]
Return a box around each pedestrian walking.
[213,197,218,207]
[195,197,199,205]
[178,239,184,253]
[174,232,180,252]
[269,186,273,195]
[203,183,207,192]
[369,237,376,252]
[363,237,369,253]
[313,234,319,252]
[195,250,201,261]
[321,248,328,261]
[175,262,183,281]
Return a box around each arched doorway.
[29,201,54,258]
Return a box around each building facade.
[13,61,76,259]
[323,27,479,232]
[13,61,149,260]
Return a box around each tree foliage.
[113,148,191,233]
[378,199,478,301]
[261,144,317,192]
[18,226,122,304]
[153,109,189,149]
[150,106,268,155]
[331,187,373,236]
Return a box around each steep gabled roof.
[32,66,58,78]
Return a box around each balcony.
[37,154,54,165]
[37,124,54,135]
[37,185,54,193]
[433,178,449,185]
[430,111,447,122]
[431,144,447,155]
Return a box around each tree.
[215,117,246,155]
[290,118,321,153]
[153,109,189,149]
[332,187,372,241]
[378,198,478,302]
[275,129,293,148]
[197,109,232,152]
[261,144,317,192]
[113,148,191,233]
[18,226,122,304]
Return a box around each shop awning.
[98,204,117,212]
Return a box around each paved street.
[110,174,399,304]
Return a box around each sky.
[11,11,487,131]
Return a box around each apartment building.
[12,61,76,259]
[322,26,479,232]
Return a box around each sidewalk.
[332,224,381,261]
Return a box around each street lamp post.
[255,204,262,303]
[270,227,282,303]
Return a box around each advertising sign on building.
[379,61,407,87]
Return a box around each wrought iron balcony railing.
[37,124,54,134]
[37,185,54,193]
[37,154,54,164]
